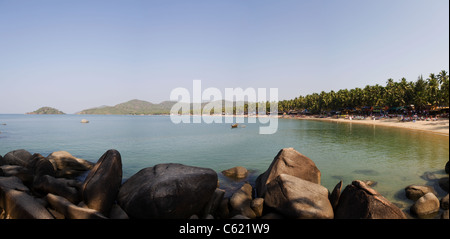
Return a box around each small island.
[26,107,65,115]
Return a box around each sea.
[0,114,448,210]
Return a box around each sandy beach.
[289,116,450,136]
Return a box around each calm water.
[0,114,448,207]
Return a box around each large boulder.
[117,163,217,219]
[256,148,321,197]
[335,180,406,219]
[264,174,333,219]
[46,151,94,178]
[410,192,440,218]
[405,185,437,201]
[0,176,54,219]
[81,149,122,216]
[0,149,33,167]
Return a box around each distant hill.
[77,99,177,115]
[27,107,65,115]
[77,99,259,115]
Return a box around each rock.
[217,198,230,219]
[80,119,89,123]
[0,176,54,219]
[335,180,406,219]
[117,163,218,219]
[438,177,449,192]
[441,194,449,210]
[1,149,33,167]
[221,166,248,180]
[81,149,122,216]
[230,183,256,219]
[421,171,439,181]
[0,165,34,185]
[361,180,377,187]
[446,161,449,174]
[0,176,30,192]
[189,214,199,219]
[202,188,225,217]
[405,185,437,201]
[0,165,25,177]
[255,148,321,198]
[261,212,284,219]
[33,175,81,204]
[329,180,343,210]
[109,204,129,219]
[251,198,264,217]
[231,214,249,219]
[46,151,94,178]
[264,174,333,219]
[29,153,56,177]
[410,192,440,218]
[45,193,106,219]
[441,210,449,219]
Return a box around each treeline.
[278,70,449,114]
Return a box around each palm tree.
[427,73,440,106]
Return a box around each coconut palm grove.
[278,70,449,116]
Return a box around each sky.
[0,0,448,113]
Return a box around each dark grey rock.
[441,194,449,210]
[335,180,406,219]
[329,180,343,210]
[1,149,32,167]
[33,175,81,204]
[439,177,449,192]
[117,163,217,219]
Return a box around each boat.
[231,123,238,128]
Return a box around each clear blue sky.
[0,0,448,113]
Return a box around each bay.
[0,114,448,208]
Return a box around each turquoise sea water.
[0,114,448,208]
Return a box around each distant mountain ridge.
[27,107,65,115]
[77,99,176,115]
[77,99,268,115]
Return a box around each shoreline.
[284,116,449,136]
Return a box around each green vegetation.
[27,107,65,115]
[278,70,449,114]
[76,70,449,116]
[77,99,176,115]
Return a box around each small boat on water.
[231,123,238,128]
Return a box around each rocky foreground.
[0,148,448,219]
